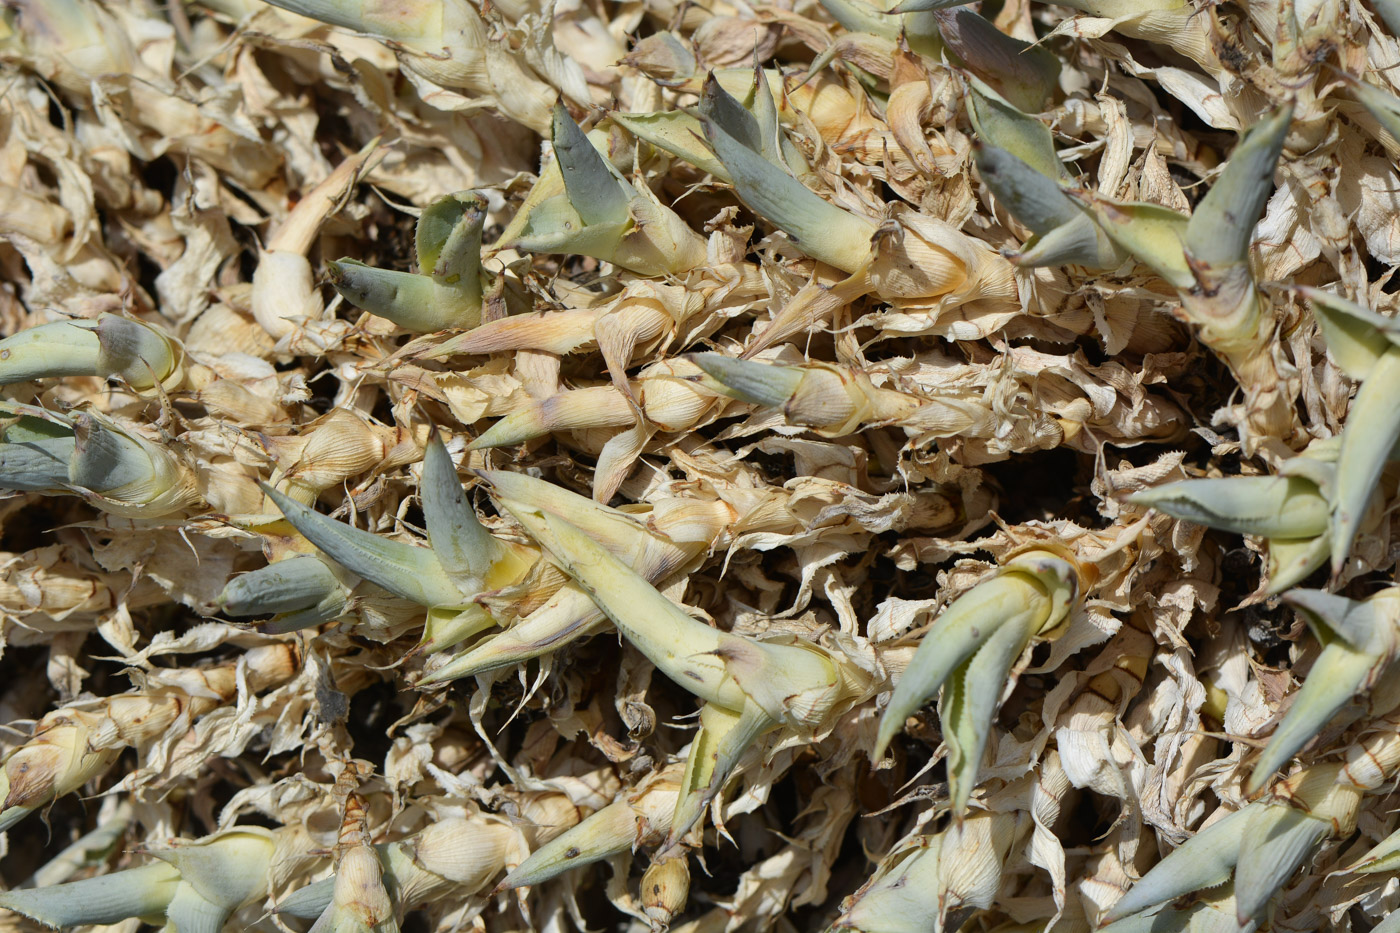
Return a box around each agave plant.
[261,437,537,651]
[1129,437,1343,594]
[328,191,491,333]
[874,549,1081,814]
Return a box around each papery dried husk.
[0,1,1397,932]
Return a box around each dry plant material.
[2,0,1400,931]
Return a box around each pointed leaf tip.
[552,101,631,228]
[689,353,803,407]
[261,482,465,608]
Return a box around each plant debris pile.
[1,0,1400,930]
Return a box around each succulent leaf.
[1100,804,1258,924]
[0,315,179,389]
[261,483,467,608]
[937,9,1059,114]
[218,553,348,621]
[1130,476,1329,540]
[1330,348,1400,574]
[875,551,1078,763]
[552,101,633,228]
[699,76,878,273]
[0,862,181,927]
[1183,105,1293,267]
[1232,805,1329,924]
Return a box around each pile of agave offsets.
[6,0,1400,929]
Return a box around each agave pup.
[875,549,1082,815]
[497,499,871,850]
[329,190,490,334]
[1073,106,1295,446]
[263,437,537,651]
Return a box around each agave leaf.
[467,385,634,450]
[1345,74,1400,146]
[553,101,632,228]
[1330,348,1400,574]
[327,260,480,333]
[0,435,76,491]
[835,838,946,933]
[1351,826,1400,874]
[973,143,1080,236]
[420,438,515,585]
[277,877,337,920]
[942,610,1037,813]
[498,497,843,731]
[1303,287,1400,382]
[152,830,275,911]
[1,411,75,444]
[937,8,1059,113]
[259,592,352,635]
[1264,535,1331,596]
[744,59,789,169]
[1100,804,1258,924]
[1233,806,1328,924]
[1097,883,1259,933]
[875,571,1051,757]
[609,111,730,181]
[500,799,640,888]
[690,353,805,407]
[1245,639,1378,793]
[889,0,973,11]
[665,701,776,852]
[970,127,1124,270]
[261,483,465,607]
[415,191,486,286]
[419,604,499,653]
[0,321,103,385]
[420,587,607,682]
[815,0,897,37]
[700,61,813,175]
[26,804,132,888]
[68,416,159,493]
[424,471,716,680]
[837,812,1017,933]
[699,69,770,166]
[1184,105,1292,266]
[506,197,629,257]
[0,315,177,389]
[218,554,347,617]
[812,0,952,57]
[0,862,182,927]
[482,468,690,572]
[501,152,707,275]
[1072,193,1193,288]
[1130,476,1329,540]
[699,79,877,273]
[94,316,180,386]
[712,634,843,728]
[1286,589,1396,653]
[1013,213,1123,268]
[326,188,488,333]
[967,79,1066,181]
[162,887,224,933]
[257,0,439,41]
[496,500,740,708]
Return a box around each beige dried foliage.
[1,0,1400,931]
